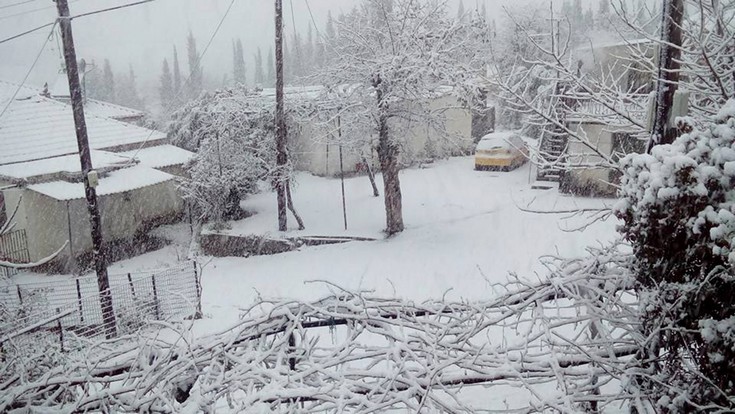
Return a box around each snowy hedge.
[615,100,735,412]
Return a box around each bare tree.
[316,0,488,235]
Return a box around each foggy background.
[0,0,594,109]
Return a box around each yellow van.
[474,132,528,171]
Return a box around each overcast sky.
[0,0,586,101]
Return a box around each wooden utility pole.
[648,0,684,151]
[55,0,116,338]
[275,0,288,231]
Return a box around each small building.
[0,81,193,273]
[556,39,656,195]
[253,86,493,177]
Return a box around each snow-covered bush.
[169,87,275,225]
[615,100,735,412]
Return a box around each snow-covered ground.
[70,156,616,334]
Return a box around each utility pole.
[274,0,288,231]
[54,0,116,338]
[648,0,684,151]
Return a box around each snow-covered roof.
[27,165,174,201]
[0,80,166,166]
[0,150,130,180]
[118,144,194,169]
[82,99,144,121]
[576,37,653,52]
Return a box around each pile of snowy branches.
[0,244,644,413]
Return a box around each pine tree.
[598,0,610,16]
[290,32,303,81]
[101,59,115,102]
[457,0,465,22]
[283,38,291,84]
[173,45,182,94]
[187,30,203,99]
[325,10,336,41]
[160,58,174,114]
[266,47,275,87]
[304,25,314,75]
[233,38,247,85]
[117,64,143,110]
[254,47,265,86]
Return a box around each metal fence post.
[151,274,160,320]
[56,308,64,352]
[76,278,84,323]
[127,273,136,301]
[193,261,202,319]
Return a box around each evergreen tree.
[117,65,144,110]
[83,60,103,100]
[266,47,275,87]
[254,47,265,86]
[457,0,465,21]
[173,45,182,94]
[101,59,115,102]
[304,25,314,75]
[584,7,594,30]
[283,38,291,84]
[160,58,174,114]
[290,32,303,81]
[233,38,247,85]
[187,30,203,99]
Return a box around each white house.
[252,86,492,177]
[0,81,193,273]
[559,39,656,195]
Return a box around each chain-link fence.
[0,262,201,356]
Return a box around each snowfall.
[14,156,620,410]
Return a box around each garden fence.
[0,262,201,354]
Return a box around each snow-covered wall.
[20,180,183,271]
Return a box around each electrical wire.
[0,0,39,11]
[0,21,57,122]
[123,0,238,164]
[0,0,151,47]
[0,20,54,45]
[69,0,154,20]
[0,0,81,21]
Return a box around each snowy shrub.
[169,87,276,224]
[615,99,735,412]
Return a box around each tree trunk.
[373,75,404,235]
[362,155,380,197]
[648,0,684,151]
[285,180,305,230]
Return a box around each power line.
[124,0,237,164]
[0,21,57,121]
[69,0,154,20]
[0,0,152,46]
[0,0,81,21]
[0,0,39,11]
[0,20,55,45]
